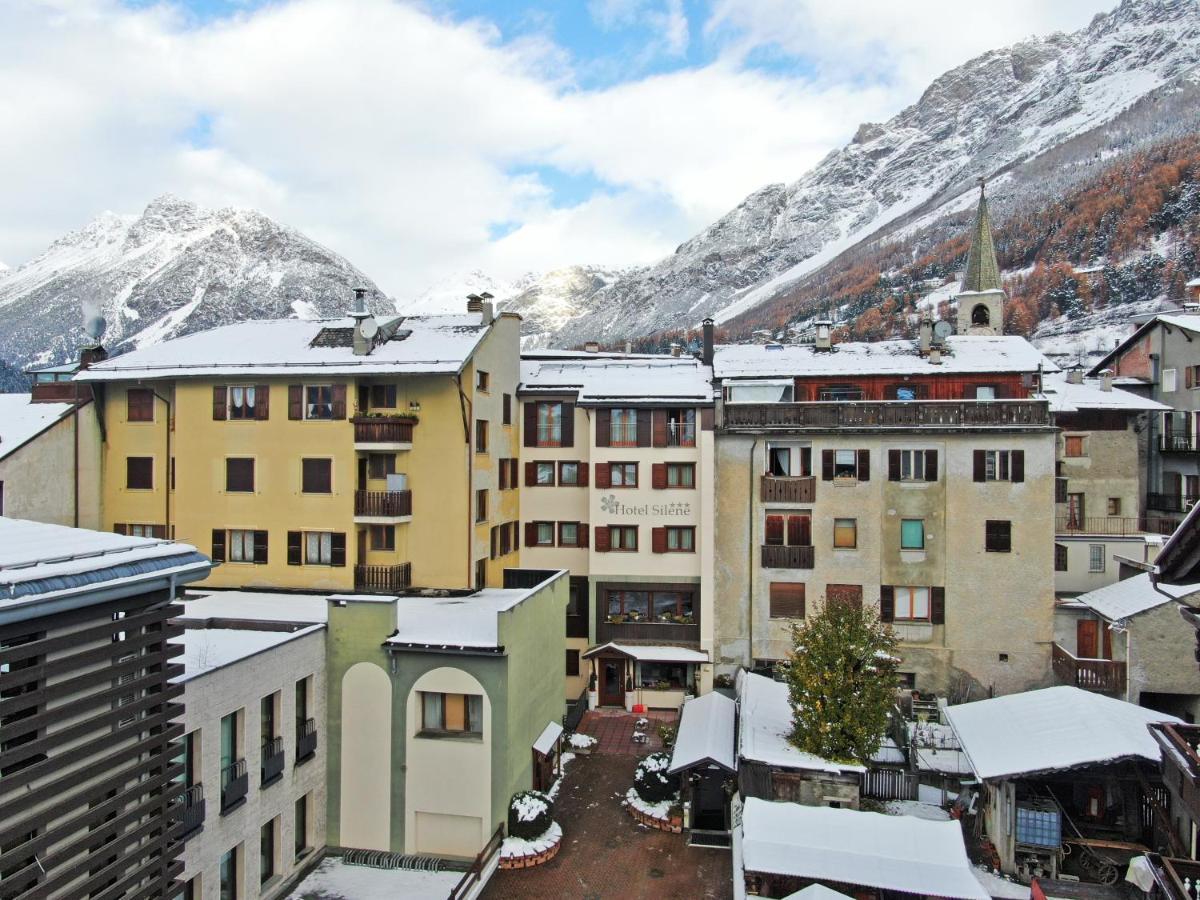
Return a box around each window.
[900,519,925,550]
[769,582,806,619]
[1107,497,1121,516]
[126,457,153,490]
[559,461,580,485]
[295,677,311,743]
[225,458,255,493]
[124,523,161,537]
[502,393,512,425]
[765,513,811,546]
[834,449,858,478]
[475,558,487,590]
[260,819,275,885]
[665,526,695,552]
[819,384,865,402]
[304,532,333,565]
[476,489,488,523]
[300,458,332,494]
[1189,365,1200,389]
[975,385,996,400]
[610,462,638,487]
[420,691,483,736]
[220,711,240,787]
[1089,544,1106,573]
[305,385,334,419]
[126,388,154,422]
[768,443,812,477]
[369,525,395,551]
[892,448,936,482]
[1066,493,1085,528]
[535,401,563,446]
[295,795,311,860]
[975,449,1025,483]
[665,408,696,446]
[536,462,556,485]
[559,522,579,547]
[1064,436,1085,458]
[566,650,580,677]
[229,385,259,419]
[638,662,688,689]
[894,586,930,621]
[475,419,488,453]
[1055,543,1068,572]
[610,408,638,446]
[985,520,1012,553]
[666,463,695,488]
[219,847,238,900]
[533,521,555,546]
[227,530,263,563]
[833,518,857,549]
[369,384,397,408]
[606,589,693,622]
[609,525,637,551]
[1164,368,1178,393]
[367,453,395,479]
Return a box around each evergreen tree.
[784,598,899,764]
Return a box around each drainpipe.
[150,388,172,536]
[747,438,758,669]
[73,404,80,527]
[455,374,473,587]
[1150,353,1161,506]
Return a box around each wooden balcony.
[760,475,816,504]
[597,620,700,644]
[1051,643,1126,695]
[1055,516,1145,536]
[352,416,415,447]
[761,544,815,569]
[723,400,1052,432]
[1141,853,1200,900]
[1150,724,1200,824]
[354,489,412,519]
[354,563,412,593]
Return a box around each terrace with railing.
[173,784,205,841]
[1051,643,1126,695]
[354,489,413,519]
[760,475,816,504]
[761,544,815,569]
[352,416,416,445]
[1141,853,1200,900]
[261,736,285,786]
[1055,516,1146,536]
[1160,434,1200,453]
[354,563,412,593]
[723,400,1052,432]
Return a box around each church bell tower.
[956,179,1005,336]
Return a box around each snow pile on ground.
[500,822,562,859]
[568,733,597,750]
[546,752,576,802]
[884,799,951,821]
[972,865,1030,899]
[624,787,676,820]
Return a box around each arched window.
[971,304,991,326]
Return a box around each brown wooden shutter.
[595,463,611,489]
[925,449,938,482]
[652,527,667,553]
[857,448,870,481]
[765,515,784,545]
[652,410,668,448]
[821,449,834,481]
[211,529,226,563]
[700,407,715,431]
[595,408,611,447]
[931,587,945,625]
[491,526,499,559]
[888,449,901,481]
[525,462,537,487]
[287,531,302,565]
[503,393,512,425]
[513,521,521,550]
[330,532,346,566]
[150,525,167,539]
[594,526,611,552]
[1011,450,1025,483]
[769,583,806,619]
[637,409,652,447]
[800,446,812,477]
[524,401,538,447]
[255,385,270,420]
[652,463,667,490]
[212,386,227,420]
[288,385,303,420]
[560,402,575,448]
[579,523,589,547]
[577,461,589,487]
[112,523,127,535]
[879,585,895,623]
[331,385,347,420]
[973,449,986,482]
[1190,368,1197,391]
[525,522,537,547]
[253,530,269,564]
[790,515,811,546]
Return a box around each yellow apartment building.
[75,298,522,592]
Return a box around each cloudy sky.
[2,0,1114,299]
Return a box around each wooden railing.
[597,620,700,644]
[761,544,815,569]
[354,490,412,517]
[724,400,1051,431]
[353,563,412,593]
[1051,643,1126,694]
[1142,853,1200,900]
[352,416,415,444]
[760,475,816,503]
[1055,516,1145,536]
[448,824,506,900]
[1151,723,1200,824]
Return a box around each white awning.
[582,642,709,664]
[669,691,736,774]
[741,799,989,900]
[532,721,563,757]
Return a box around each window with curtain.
[420,692,483,735]
[833,518,857,549]
[536,402,562,446]
[610,408,638,445]
[894,586,930,621]
[229,385,257,419]
[304,532,333,565]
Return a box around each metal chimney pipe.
[353,288,368,315]
[702,318,715,366]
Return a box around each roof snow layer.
[520,355,712,404]
[1074,572,1200,622]
[670,691,736,773]
[737,671,865,774]
[0,394,74,462]
[943,686,1180,781]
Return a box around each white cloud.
[0,0,1117,301]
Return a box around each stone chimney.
[1100,368,1114,392]
[79,345,108,370]
[466,294,484,313]
[584,341,600,353]
[814,319,833,352]
[625,340,633,354]
[1067,367,1084,385]
[928,347,942,365]
[919,317,933,355]
[702,318,714,366]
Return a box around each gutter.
[747,438,758,668]
[455,373,474,587]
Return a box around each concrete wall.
[1054,535,1154,595]
[1056,420,1143,525]
[0,402,101,529]
[1126,599,1200,719]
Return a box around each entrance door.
[693,769,729,831]
[599,658,625,707]
[1077,619,1099,658]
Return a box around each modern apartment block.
[74,297,522,593]
[517,352,715,708]
[0,517,211,900]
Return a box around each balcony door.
[599,658,625,707]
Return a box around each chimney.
[353,287,368,315]
[919,317,932,355]
[480,301,494,325]
[349,287,376,356]
[1100,368,1114,392]
[1067,367,1084,385]
[625,340,633,354]
[814,319,833,352]
[670,342,682,357]
[584,341,600,353]
[928,347,942,365]
[702,318,714,366]
[466,294,484,314]
[79,345,108,370]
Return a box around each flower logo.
[600,494,619,515]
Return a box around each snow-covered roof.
[736,671,865,774]
[669,691,736,773]
[943,686,1180,781]
[286,854,462,900]
[172,625,323,682]
[740,799,989,900]
[582,642,709,663]
[0,395,75,462]
[1074,573,1200,622]
[385,586,552,651]
[0,517,210,610]
[179,589,330,624]
[713,336,1057,380]
[75,314,492,381]
[1089,313,1200,377]
[533,720,563,756]
[519,355,713,404]
[1041,373,1169,413]
[783,886,852,900]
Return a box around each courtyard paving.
[482,713,732,900]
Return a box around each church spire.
[961,178,1002,294]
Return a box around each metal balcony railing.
[1160,434,1200,453]
[174,784,205,840]
[760,475,816,503]
[666,422,696,447]
[354,490,412,518]
[220,759,248,812]
[1055,516,1145,536]
[761,544,815,569]
[261,736,285,786]
[1051,643,1126,695]
[1147,492,1199,513]
[296,718,318,765]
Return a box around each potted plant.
[587,672,598,710]
[654,680,670,691]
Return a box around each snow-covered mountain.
[551,0,1200,347]
[0,194,390,370]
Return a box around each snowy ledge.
[498,822,563,869]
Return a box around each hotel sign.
[600,494,692,518]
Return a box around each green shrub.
[633,752,680,804]
[507,790,553,840]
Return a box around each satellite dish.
[933,321,953,340]
[84,315,108,343]
[360,316,379,340]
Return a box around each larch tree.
[784,597,899,765]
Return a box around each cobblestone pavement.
[481,752,732,900]
[577,709,678,756]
